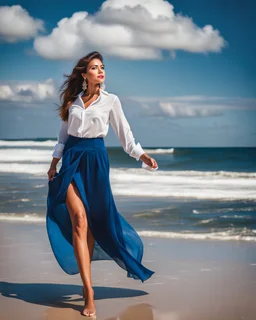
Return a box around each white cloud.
[0,5,44,43]
[128,95,256,118]
[33,0,226,60]
[0,79,57,105]
[158,102,221,117]
[101,0,175,20]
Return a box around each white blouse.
[52,88,145,161]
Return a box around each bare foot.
[81,288,96,317]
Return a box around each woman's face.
[82,58,105,87]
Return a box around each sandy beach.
[0,220,255,320]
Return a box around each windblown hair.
[57,51,104,121]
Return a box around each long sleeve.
[109,95,145,161]
[52,120,69,159]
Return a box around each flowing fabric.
[46,135,155,282]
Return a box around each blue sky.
[0,0,255,147]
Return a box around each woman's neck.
[84,85,100,96]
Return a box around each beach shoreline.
[0,221,256,319]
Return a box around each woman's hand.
[47,165,57,181]
[140,153,158,169]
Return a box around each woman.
[46,51,158,317]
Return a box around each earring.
[100,82,105,90]
[82,78,87,91]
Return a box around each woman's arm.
[109,95,145,161]
[48,120,69,180]
[51,120,69,161]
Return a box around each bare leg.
[87,225,95,263]
[83,223,95,299]
[66,180,96,317]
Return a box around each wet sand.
[0,221,256,319]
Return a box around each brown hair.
[56,51,104,121]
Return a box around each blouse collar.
[75,88,109,109]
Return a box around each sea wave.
[143,148,174,154]
[1,213,255,242]
[0,163,49,175]
[193,207,256,214]
[0,164,256,199]
[138,228,256,242]
[0,213,45,223]
[110,168,256,200]
[1,145,255,201]
[0,140,56,147]
[0,149,52,162]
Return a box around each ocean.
[0,139,255,242]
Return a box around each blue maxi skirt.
[46,135,155,282]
